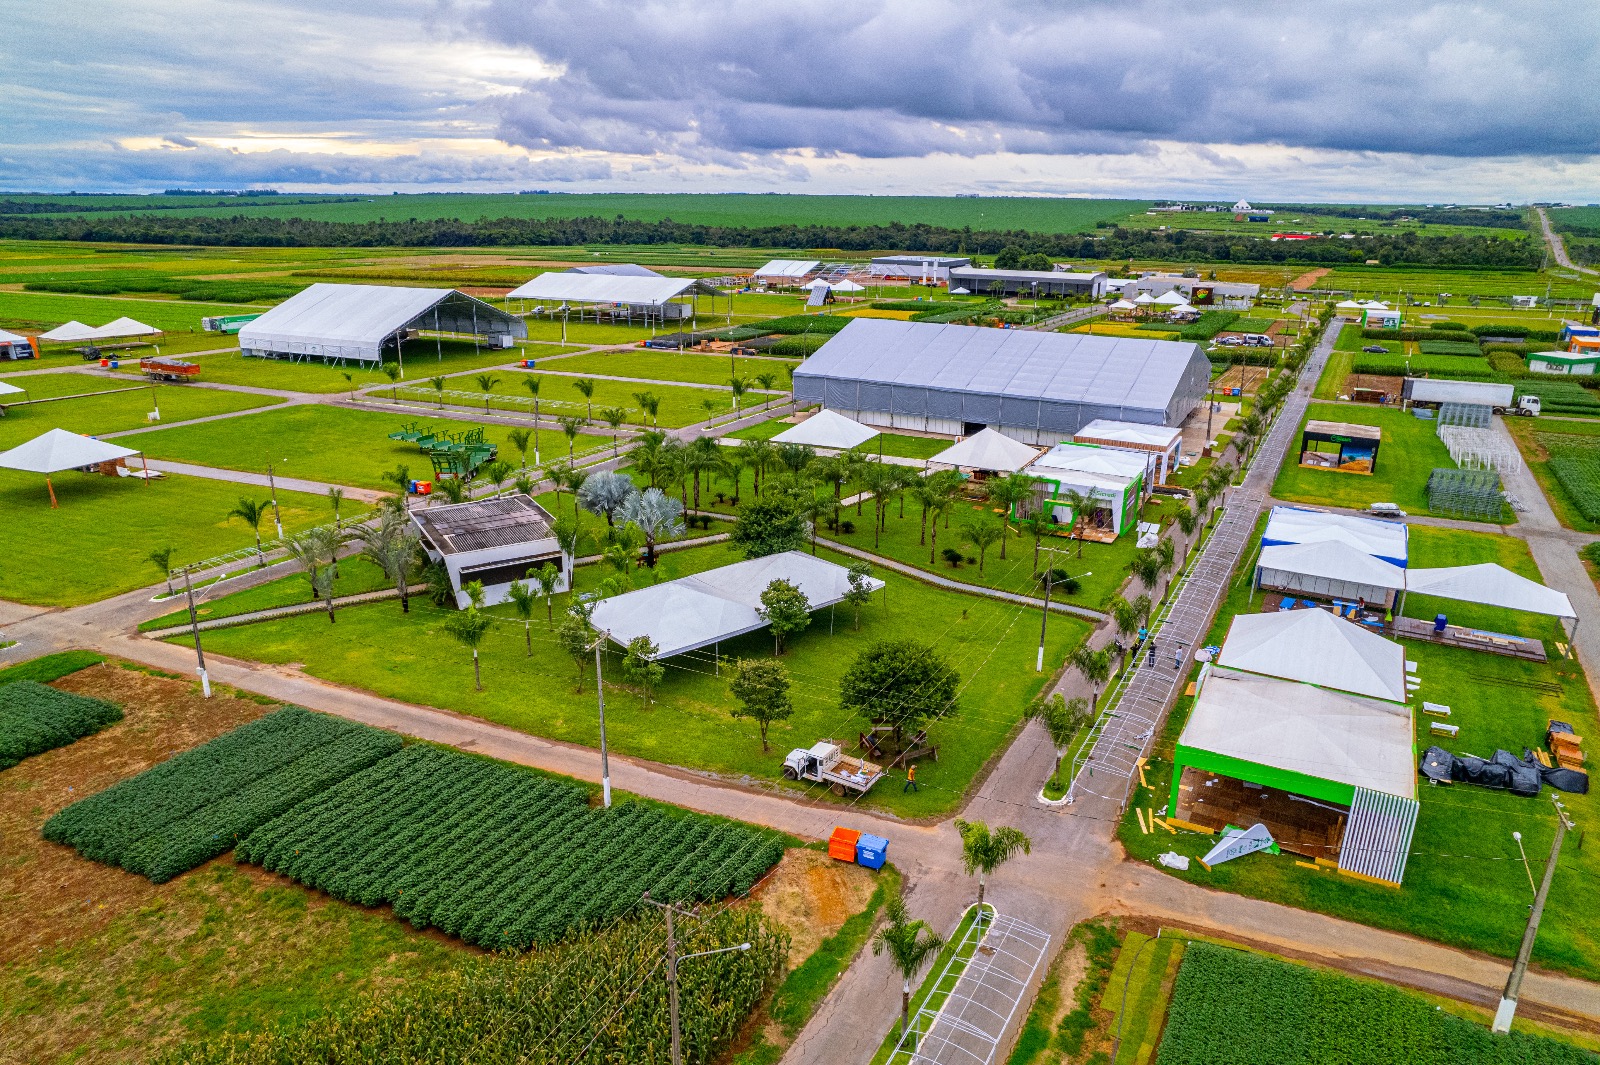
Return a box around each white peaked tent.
[1169,304,1198,316]
[771,409,878,450]
[91,317,160,338]
[0,328,29,344]
[589,550,885,659]
[1153,291,1189,306]
[1218,608,1407,703]
[39,321,98,342]
[929,428,1041,472]
[830,279,865,293]
[1132,292,1159,305]
[0,380,26,397]
[950,287,971,295]
[1110,299,1139,311]
[0,427,146,506]
[1403,563,1576,619]
[1256,540,1407,608]
[1336,300,1364,310]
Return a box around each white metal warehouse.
[791,318,1209,445]
[238,284,524,365]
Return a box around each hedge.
[912,299,1004,324]
[1417,341,1486,356]
[1350,355,1499,380]
[1469,324,1562,342]
[1138,310,1240,341]
[1426,320,1469,330]
[1206,349,1276,367]
[1515,381,1600,415]
[763,334,830,357]
[0,681,122,770]
[1363,327,1478,344]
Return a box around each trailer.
[782,741,884,796]
[140,357,201,382]
[1402,378,1537,416]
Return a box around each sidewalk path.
[134,458,387,502]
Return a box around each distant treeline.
[0,213,1543,269]
[0,197,359,216]
[1256,205,1529,230]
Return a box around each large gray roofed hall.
[791,318,1209,434]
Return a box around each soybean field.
[0,680,121,770]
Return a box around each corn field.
[161,906,789,1065]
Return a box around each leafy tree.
[618,487,684,566]
[558,416,586,460]
[506,427,532,469]
[953,818,1031,919]
[531,561,563,625]
[758,579,811,655]
[727,658,793,752]
[959,512,1004,574]
[506,579,537,654]
[228,497,271,566]
[572,377,596,421]
[843,560,875,630]
[993,246,1023,269]
[473,373,500,413]
[1020,251,1052,271]
[356,506,420,613]
[556,611,593,692]
[872,890,946,1042]
[443,584,492,691]
[147,545,176,597]
[622,635,664,705]
[839,639,959,744]
[731,495,809,559]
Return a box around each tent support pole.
[46,473,57,508]
[140,451,150,487]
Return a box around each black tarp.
[1417,746,1575,797]
[1525,748,1591,795]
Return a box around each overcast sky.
[5,0,1598,202]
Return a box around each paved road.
[1537,207,1598,276]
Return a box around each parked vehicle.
[1402,378,1538,416]
[1243,334,1274,347]
[1362,345,1389,353]
[1368,502,1407,519]
[782,741,884,796]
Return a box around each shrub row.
[1205,349,1277,367]
[44,706,398,880]
[1350,354,1500,380]
[1138,310,1241,341]
[1362,327,1478,344]
[911,299,1005,324]
[0,681,121,771]
[763,334,830,357]
[1417,340,1486,356]
[1469,324,1563,341]
[234,744,788,950]
[1516,381,1600,415]
[24,277,304,303]
[1158,942,1596,1065]
[713,314,853,342]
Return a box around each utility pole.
[182,567,211,698]
[266,459,284,539]
[592,632,612,807]
[1494,796,1575,1033]
[1037,565,1052,673]
[641,893,751,1065]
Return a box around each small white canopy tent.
[91,317,159,339]
[1168,303,1198,316]
[929,428,1041,473]
[1217,607,1407,703]
[590,550,885,659]
[0,380,26,397]
[1336,300,1364,310]
[1153,291,1189,306]
[771,409,879,450]
[39,321,99,342]
[949,287,971,295]
[1403,563,1576,620]
[0,427,146,506]
[1256,540,1407,608]
[1109,299,1139,311]
[829,279,865,293]
[1132,292,1158,305]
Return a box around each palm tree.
[982,472,1036,560]
[1017,511,1052,574]
[1131,548,1162,600]
[382,363,402,399]
[327,485,345,526]
[631,390,661,428]
[530,561,562,625]
[558,416,586,460]
[738,437,776,498]
[434,474,474,504]
[728,376,749,417]
[578,470,638,527]
[927,494,953,565]
[473,373,500,413]
[521,376,543,461]
[228,497,271,566]
[356,506,420,613]
[429,375,447,408]
[632,430,670,488]
[287,525,343,624]
[506,579,537,654]
[506,427,532,469]
[147,546,176,597]
[599,407,627,453]
[572,377,596,421]
[861,462,899,549]
[619,487,685,566]
[1174,503,1198,536]
[1059,487,1094,557]
[871,891,947,1045]
[341,370,355,399]
[1025,692,1092,786]
[953,818,1032,922]
[959,512,1004,574]
[1069,644,1113,710]
[796,491,832,554]
[481,459,514,497]
[381,463,412,510]
[754,370,779,395]
[682,436,726,517]
[444,583,492,691]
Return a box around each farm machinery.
[387,422,498,480]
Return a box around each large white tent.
[507,273,719,306]
[38,318,158,342]
[1261,506,1408,567]
[753,259,820,280]
[929,428,1041,472]
[1256,540,1407,608]
[239,284,524,364]
[1153,291,1189,306]
[0,427,146,506]
[1404,563,1576,619]
[771,409,879,450]
[589,550,885,658]
[1217,608,1407,703]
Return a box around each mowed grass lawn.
[463,369,752,428]
[1271,402,1468,518]
[139,556,394,631]
[0,290,256,333]
[0,471,345,605]
[0,386,282,450]
[533,349,798,389]
[135,405,612,492]
[1123,524,1600,979]
[188,542,1089,818]
[0,370,155,401]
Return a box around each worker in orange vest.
[903,763,919,792]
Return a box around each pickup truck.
[782,741,884,796]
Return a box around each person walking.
[903,763,919,792]
[1146,639,1157,667]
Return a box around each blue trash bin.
[1434,613,1447,633]
[855,833,888,870]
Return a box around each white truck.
[782,741,884,796]
[1402,378,1539,416]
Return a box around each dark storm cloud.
[478,0,1600,160]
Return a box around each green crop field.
[1312,265,1597,300]
[0,289,259,333]
[183,540,1085,818]
[0,681,122,771]
[423,369,754,429]
[15,192,1148,234]
[1158,942,1596,1064]
[135,404,611,492]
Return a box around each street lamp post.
[182,567,211,698]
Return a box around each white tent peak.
[1406,563,1575,619]
[1132,292,1158,305]
[1153,291,1188,305]
[771,409,878,450]
[929,428,1041,472]
[1258,540,1406,590]
[0,428,139,473]
[1218,608,1407,703]
[1110,299,1139,311]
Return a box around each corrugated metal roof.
[413,495,555,555]
[949,267,1106,283]
[239,284,521,362]
[506,273,715,303]
[794,318,1204,412]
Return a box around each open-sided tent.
[1217,608,1407,703]
[1109,299,1139,312]
[569,263,662,277]
[929,428,1041,473]
[239,284,524,364]
[0,380,26,398]
[90,317,159,339]
[771,409,878,450]
[1403,563,1576,620]
[0,427,146,506]
[1132,293,1158,306]
[1153,291,1188,306]
[506,273,722,322]
[589,550,884,659]
[39,321,99,342]
[1261,506,1407,567]
[1256,540,1406,608]
[753,259,820,281]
